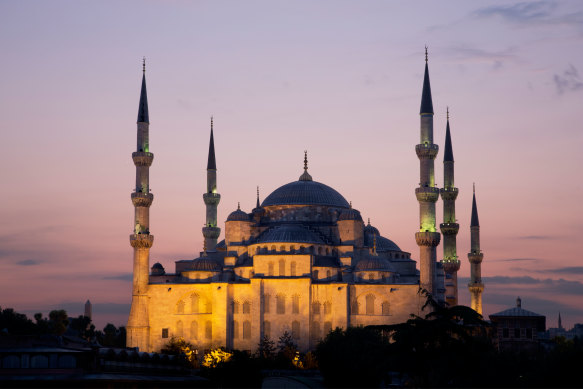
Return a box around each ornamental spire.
[471,184,480,227]
[443,108,454,162]
[137,58,149,123]
[207,117,216,170]
[420,47,434,115]
[299,150,313,181]
[256,186,260,208]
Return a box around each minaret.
[415,48,441,297]
[127,59,154,351]
[440,108,460,306]
[84,300,92,320]
[202,117,221,251]
[468,184,484,315]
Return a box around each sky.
[0,0,582,330]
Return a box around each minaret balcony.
[415,231,441,247]
[131,192,154,207]
[130,233,154,248]
[467,251,483,264]
[202,226,221,239]
[415,187,440,202]
[203,192,221,206]
[440,222,459,235]
[468,283,484,293]
[441,258,460,274]
[132,152,154,167]
[415,143,439,160]
[440,187,459,201]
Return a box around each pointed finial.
[143,57,146,73]
[299,150,313,181]
[256,186,260,208]
[473,182,475,194]
[425,46,428,63]
[211,115,214,130]
[304,150,308,171]
[367,218,371,226]
[373,233,377,254]
[446,106,449,121]
[349,201,352,209]
[237,202,240,210]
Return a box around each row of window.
[502,328,534,339]
[176,294,212,314]
[351,295,390,315]
[256,246,332,255]
[162,320,212,340]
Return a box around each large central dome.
[262,180,350,208]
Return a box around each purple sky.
[1,1,582,330]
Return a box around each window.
[514,328,521,338]
[279,259,285,276]
[312,302,321,315]
[369,273,374,281]
[311,321,321,340]
[351,300,359,315]
[291,261,297,276]
[271,245,276,252]
[292,321,301,340]
[233,320,239,339]
[502,328,509,338]
[313,270,319,280]
[191,321,198,340]
[292,295,300,314]
[324,301,332,315]
[366,294,375,315]
[264,320,271,339]
[162,328,169,338]
[233,301,240,314]
[205,300,212,314]
[264,294,270,314]
[243,321,251,339]
[268,262,274,276]
[176,300,185,314]
[205,321,212,339]
[191,294,199,314]
[243,301,251,314]
[526,328,533,339]
[323,321,332,335]
[176,320,183,337]
[326,270,331,279]
[382,301,390,315]
[276,294,285,314]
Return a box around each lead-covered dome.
[262,180,350,208]
[256,224,325,244]
[190,257,222,272]
[355,255,395,272]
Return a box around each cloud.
[491,258,539,262]
[442,45,519,69]
[516,235,554,240]
[15,259,44,266]
[512,266,583,275]
[472,1,583,28]
[553,64,583,95]
[460,276,583,295]
[102,273,133,282]
[49,301,131,316]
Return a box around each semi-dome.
[338,208,362,221]
[364,220,380,236]
[151,262,165,275]
[354,255,395,272]
[256,224,325,244]
[190,257,222,272]
[364,234,401,252]
[227,208,250,222]
[262,180,350,208]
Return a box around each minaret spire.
[299,150,313,181]
[468,185,484,315]
[202,117,221,251]
[415,48,441,302]
[128,62,155,351]
[256,186,260,208]
[440,108,460,306]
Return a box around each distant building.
[84,300,92,320]
[489,297,546,352]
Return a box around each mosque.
[126,53,485,353]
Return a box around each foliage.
[161,336,198,367]
[0,307,38,335]
[276,330,299,368]
[48,310,68,335]
[201,347,233,368]
[95,323,126,348]
[316,326,390,388]
[256,335,275,360]
[201,349,262,388]
[69,315,95,340]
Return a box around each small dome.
[355,255,394,272]
[191,257,222,272]
[364,234,401,252]
[256,224,325,244]
[338,208,362,221]
[151,262,165,275]
[227,209,250,222]
[364,220,380,236]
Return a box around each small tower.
[127,59,154,351]
[202,117,221,251]
[84,299,92,320]
[468,185,484,315]
[440,108,460,306]
[415,48,441,297]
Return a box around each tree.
[48,310,68,336]
[276,331,298,368]
[0,307,38,335]
[161,336,198,368]
[256,335,275,360]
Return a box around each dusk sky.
[1,0,582,329]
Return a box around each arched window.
[233,320,239,339]
[271,245,276,252]
[313,270,319,280]
[326,270,331,279]
[290,245,296,253]
[351,300,359,315]
[191,320,198,340]
[176,320,183,337]
[276,294,285,314]
[366,294,375,315]
[268,262,274,276]
[243,301,251,314]
[280,245,285,252]
[292,321,301,340]
[191,294,199,314]
[292,294,300,314]
[264,320,271,339]
[369,273,374,281]
[324,301,332,315]
[323,321,332,335]
[312,302,321,315]
[290,261,297,276]
[318,247,323,255]
[233,301,240,314]
[205,299,212,314]
[382,301,390,315]
[243,320,251,339]
[311,321,321,340]
[264,294,271,314]
[326,248,330,255]
[176,300,185,314]
[205,321,212,339]
[279,259,285,276]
